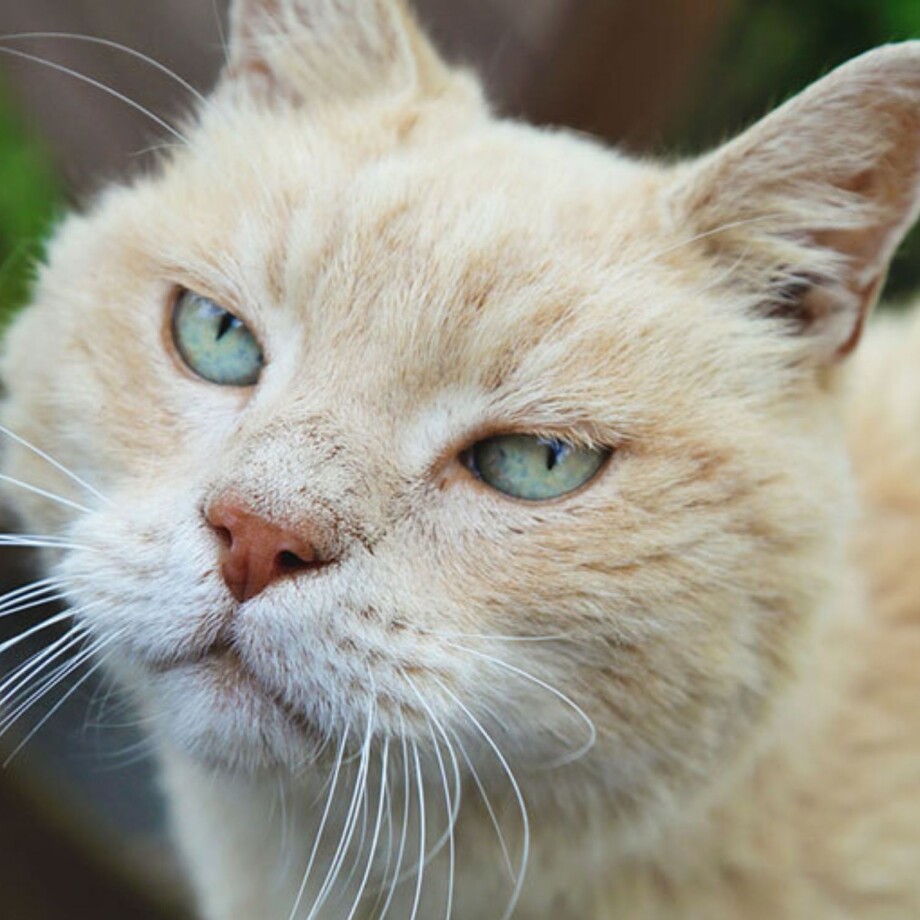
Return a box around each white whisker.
[90,736,156,771]
[339,752,372,897]
[0,591,70,620]
[1,635,96,735]
[0,601,102,655]
[376,749,396,910]
[376,726,412,920]
[0,45,189,144]
[0,34,208,107]
[211,0,229,66]
[407,739,427,920]
[306,701,375,920]
[620,214,775,277]
[0,535,92,552]
[0,622,87,706]
[0,607,75,655]
[288,726,350,920]
[0,472,92,515]
[0,576,63,613]
[3,631,124,766]
[277,776,291,877]
[345,737,389,920]
[420,627,576,643]
[0,422,110,505]
[427,717,456,920]
[449,726,515,881]
[447,642,597,767]
[403,675,462,879]
[432,676,530,920]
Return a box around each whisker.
[288,726,350,920]
[0,577,65,616]
[0,422,110,505]
[0,472,92,515]
[375,749,396,911]
[83,662,131,735]
[0,622,87,706]
[0,607,77,655]
[407,739,427,920]
[402,675,462,877]
[432,676,530,920]
[0,621,108,729]
[344,737,389,920]
[277,776,291,877]
[620,213,776,277]
[306,702,375,920]
[212,0,230,66]
[0,34,208,107]
[426,715,456,920]
[0,45,189,144]
[419,627,576,643]
[448,726,515,881]
[0,600,102,655]
[89,736,156,772]
[0,590,69,621]
[130,141,186,158]
[376,725,412,920]
[339,751,372,897]
[446,642,597,767]
[0,535,92,552]
[3,632,124,766]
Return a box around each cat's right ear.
[669,43,920,364]
[222,0,450,103]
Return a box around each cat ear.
[223,0,450,102]
[671,43,920,361]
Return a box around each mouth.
[146,634,323,746]
[193,640,325,745]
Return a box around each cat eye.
[171,289,264,386]
[466,434,608,501]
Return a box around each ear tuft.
[224,0,450,104]
[671,42,920,362]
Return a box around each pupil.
[215,312,236,341]
[546,443,559,471]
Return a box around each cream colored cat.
[2,1,920,917]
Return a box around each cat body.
[2,2,920,917]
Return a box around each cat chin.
[140,653,323,775]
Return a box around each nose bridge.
[206,409,378,553]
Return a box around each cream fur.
[2,2,920,917]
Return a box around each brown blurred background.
[0,1,918,917]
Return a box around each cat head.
[3,0,920,841]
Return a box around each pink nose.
[206,498,331,602]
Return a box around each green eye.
[467,434,608,501]
[171,290,263,386]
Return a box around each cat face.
[3,0,920,836]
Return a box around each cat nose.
[205,498,333,602]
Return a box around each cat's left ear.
[223,0,450,102]
[671,43,920,361]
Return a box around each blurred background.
[0,0,918,917]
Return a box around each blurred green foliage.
[0,83,59,326]
[672,0,920,301]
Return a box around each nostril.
[275,549,326,575]
[276,549,318,572]
[213,525,233,549]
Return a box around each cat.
[2,0,920,917]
